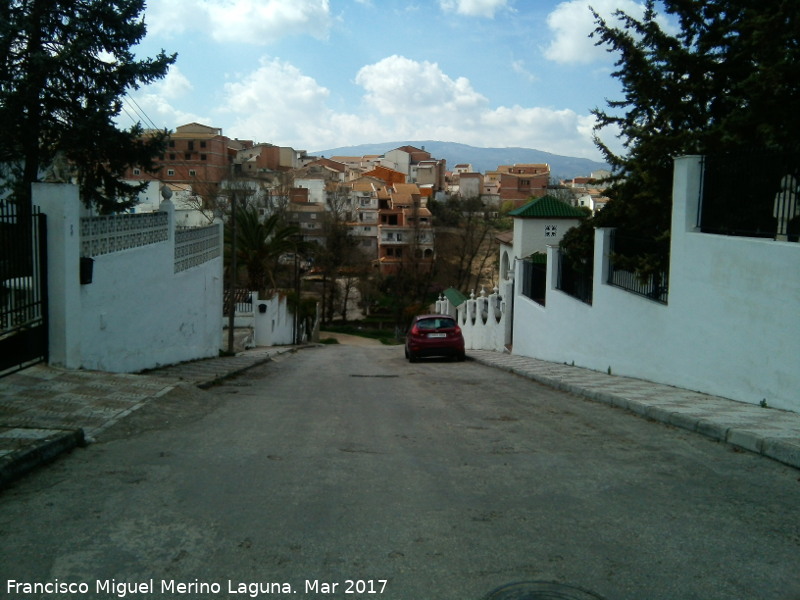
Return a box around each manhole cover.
[483,581,607,600]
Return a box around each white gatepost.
[32,183,82,368]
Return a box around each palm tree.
[225,206,301,293]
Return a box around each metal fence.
[556,249,593,304]
[521,255,547,306]
[224,288,253,315]
[700,149,800,241]
[607,231,669,304]
[0,203,48,375]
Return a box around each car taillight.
[410,325,420,336]
[454,326,461,335]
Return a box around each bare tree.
[433,197,500,292]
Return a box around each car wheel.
[408,353,418,363]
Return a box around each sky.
[121,0,658,161]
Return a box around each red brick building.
[126,122,239,201]
[498,163,550,207]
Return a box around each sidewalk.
[0,347,294,488]
[468,350,800,470]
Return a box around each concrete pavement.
[1,343,798,489]
[0,347,295,488]
[468,349,800,471]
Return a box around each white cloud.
[355,55,488,117]
[350,56,604,158]
[543,0,645,64]
[144,0,332,44]
[119,67,201,131]
[439,0,511,18]
[511,59,537,83]
[159,66,194,99]
[121,92,207,132]
[131,54,609,159]
[218,56,344,146]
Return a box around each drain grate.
[483,581,607,600]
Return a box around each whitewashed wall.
[435,280,513,352]
[514,214,582,260]
[511,156,800,412]
[35,183,224,373]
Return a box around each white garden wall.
[34,183,224,373]
[511,156,800,412]
[436,282,513,352]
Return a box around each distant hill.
[311,140,609,180]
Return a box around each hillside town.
[123,122,610,281]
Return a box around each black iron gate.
[0,203,48,376]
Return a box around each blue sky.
[123,0,658,160]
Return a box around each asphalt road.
[1,344,799,600]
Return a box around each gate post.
[33,183,82,368]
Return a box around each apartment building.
[376,182,434,275]
[381,146,447,192]
[126,122,239,202]
[498,163,550,207]
[235,143,303,175]
[346,179,382,257]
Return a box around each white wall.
[514,216,581,260]
[35,184,224,373]
[294,178,327,205]
[511,156,800,412]
[435,280,513,352]
[253,292,295,346]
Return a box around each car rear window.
[417,317,456,330]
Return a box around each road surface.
[1,344,799,600]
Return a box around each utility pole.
[227,189,237,354]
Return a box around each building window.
[169,141,175,148]
[545,225,557,237]
[200,141,207,149]
[189,169,196,176]
[169,153,176,160]
[184,153,191,160]
[200,154,207,161]
[167,169,175,176]
[133,168,141,176]
[188,141,194,151]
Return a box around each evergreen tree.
[562,0,800,272]
[0,0,176,214]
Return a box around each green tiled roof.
[508,195,587,218]
[443,287,468,307]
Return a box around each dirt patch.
[319,331,387,347]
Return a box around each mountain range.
[312,140,610,180]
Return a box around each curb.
[0,428,85,490]
[0,348,298,489]
[196,351,291,389]
[472,357,800,470]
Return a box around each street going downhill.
[1,343,799,600]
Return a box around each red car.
[405,314,465,362]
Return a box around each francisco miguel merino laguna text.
[7,579,297,598]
